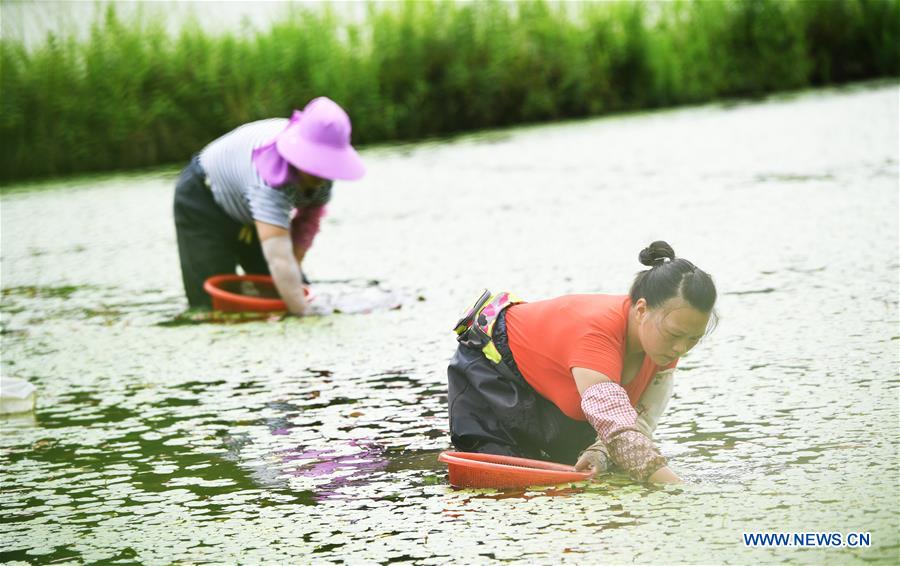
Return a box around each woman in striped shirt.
[173,97,365,314]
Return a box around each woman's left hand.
[648,465,682,484]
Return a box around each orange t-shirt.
[504,294,675,421]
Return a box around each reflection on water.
[1,84,898,563]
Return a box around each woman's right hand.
[258,221,309,316]
[574,437,611,477]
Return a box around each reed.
[2,0,897,183]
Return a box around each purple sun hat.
[252,97,365,186]
[279,97,365,180]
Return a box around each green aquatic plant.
[1,285,86,299]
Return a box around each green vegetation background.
[2,0,898,183]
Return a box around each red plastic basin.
[438,451,593,489]
[203,274,307,312]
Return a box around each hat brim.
[276,135,366,181]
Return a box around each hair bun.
[639,240,676,267]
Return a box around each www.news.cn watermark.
[743,532,871,548]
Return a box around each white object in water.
[1,377,37,414]
[306,284,405,315]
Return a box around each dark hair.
[629,241,717,313]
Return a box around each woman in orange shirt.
[447,241,717,483]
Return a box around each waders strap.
[238,225,255,244]
[452,289,524,364]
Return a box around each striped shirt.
[198,119,332,229]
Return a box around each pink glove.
[581,381,667,481]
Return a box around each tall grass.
[2,0,898,183]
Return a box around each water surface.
[1,83,898,564]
